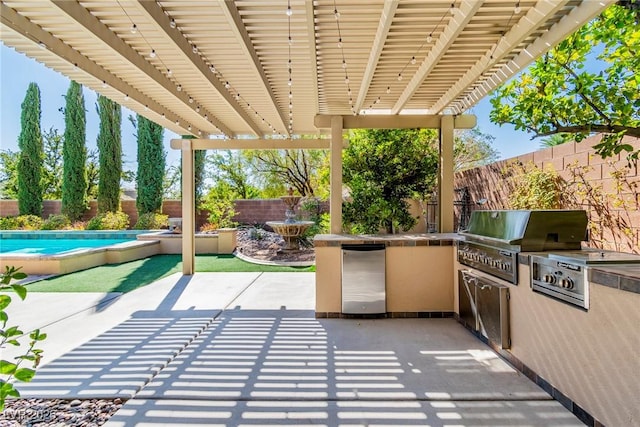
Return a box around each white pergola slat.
[391,0,484,114]
[354,0,398,113]
[217,0,288,134]
[0,0,614,274]
[0,0,611,137]
[135,0,261,137]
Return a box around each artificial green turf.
[23,254,314,293]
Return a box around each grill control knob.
[561,277,574,289]
[544,274,556,284]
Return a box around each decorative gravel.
[236,227,315,263]
[0,398,123,426]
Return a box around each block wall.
[0,198,327,231]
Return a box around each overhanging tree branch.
[557,62,613,125]
[534,125,640,138]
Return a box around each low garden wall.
[0,198,328,230]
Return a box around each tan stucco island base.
[314,233,457,316]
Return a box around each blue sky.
[1,43,540,168]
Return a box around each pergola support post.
[439,115,455,233]
[181,139,195,275]
[330,116,343,234]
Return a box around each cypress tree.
[181,135,206,204]
[17,82,43,216]
[61,81,88,221]
[96,95,122,213]
[194,149,206,205]
[136,115,165,214]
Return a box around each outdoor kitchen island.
[314,233,458,317]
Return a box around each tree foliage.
[490,4,640,161]
[454,128,499,172]
[209,150,260,199]
[0,150,19,200]
[86,149,100,201]
[135,115,165,214]
[61,81,88,221]
[247,149,328,197]
[96,95,122,213]
[41,127,64,199]
[17,83,43,216]
[2,128,73,201]
[161,138,207,203]
[195,149,206,204]
[342,129,439,234]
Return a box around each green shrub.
[201,197,238,229]
[0,217,19,230]
[13,215,43,230]
[86,211,129,230]
[134,212,169,230]
[41,214,71,230]
[505,162,563,210]
[1,266,47,411]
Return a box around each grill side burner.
[530,255,589,309]
[530,250,640,309]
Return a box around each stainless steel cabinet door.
[341,244,386,314]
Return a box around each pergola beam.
[217,0,288,134]
[354,0,398,112]
[0,3,195,136]
[135,0,258,137]
[314,114,476,130]
[391,0,482,114]
[49,0,232,137]
[450,0,615,114]
[169,138,344,151]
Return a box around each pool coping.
[1,239,162,275]
[1,229,238,276]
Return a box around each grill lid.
[459,210,588,251]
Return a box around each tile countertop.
[589,264,640,295]
[313,233,461,247]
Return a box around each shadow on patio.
[13,273,583,426]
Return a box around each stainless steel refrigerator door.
[341,244,386,314]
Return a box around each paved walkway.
[8,273,584,426]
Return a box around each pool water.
[0,238,129,255]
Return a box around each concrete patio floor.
[7,272,585,426]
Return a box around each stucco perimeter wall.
[454,135,640,253]
[508,263,640,427]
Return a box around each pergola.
[1,0,612,273]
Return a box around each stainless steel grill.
[457,210,588,284]
[457,210,590,348]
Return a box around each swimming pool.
[0,231,146,255]
[0,238,130,255]
[0,231,161,275]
